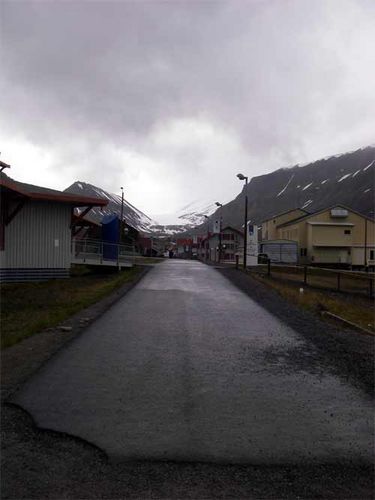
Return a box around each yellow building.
[261,208,308,241]
[264,205,375,267]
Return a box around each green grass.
[0,266,142,349]
[252,273,374,333]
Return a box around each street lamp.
[215,202,223,263]
[237,173,248,269]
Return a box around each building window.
[371,250,374,260]
[223,233,234,241]
[344,229,351,235]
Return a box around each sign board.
[246,223,258,266]
[213,220,220,234]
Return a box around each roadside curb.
[1,266,151,401]
[321,311,375,337]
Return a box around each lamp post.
[237,174,248,269]
[215,202,223,263]
[203,214,209,260]
[120,186,124,243]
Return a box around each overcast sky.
[1,0,374,223]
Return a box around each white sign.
[246,223,258,266]
[213,220,220,234]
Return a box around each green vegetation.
[252,273,374,333]
[0,266,142,349]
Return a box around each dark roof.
[277,204,375,228]
[0,173,108,208]
[262,207,308,224]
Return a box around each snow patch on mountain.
[363,160,374,171]
[302,199,313,209]
[338,173,351,182]
[277,174,294,197]
[177,199,218,225]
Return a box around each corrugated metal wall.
[1,200,72,269]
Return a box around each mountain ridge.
[65,145,374,237]
[185,145,375,235]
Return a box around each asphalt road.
[14,260,373,464]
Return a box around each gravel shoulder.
[217,267,374,396]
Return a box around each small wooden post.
[304,266,307,284]
[337,272,341,291]
[369,278,373,298]
[235,255,239,270]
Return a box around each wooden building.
[0,173,107,281]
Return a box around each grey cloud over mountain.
[1,0,374,219]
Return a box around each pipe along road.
[14,260,372,464]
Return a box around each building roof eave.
[277,204,375,228]
[0,177,108,208]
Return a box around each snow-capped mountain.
[176,199,218,225]
[65,182,158,233]
[66,145,374,238]
[64,182,193,236]
[187,145,375,235]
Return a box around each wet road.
[14,260,372,463]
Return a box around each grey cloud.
[1,0,375,215]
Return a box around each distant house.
[202,226,244,263]
[262,205,375,267]
[0,173,108,282]
[176,238,193,258]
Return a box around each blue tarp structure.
[102,214,119,260]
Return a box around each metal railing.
[71,238,138,267]
[253,262,374,298]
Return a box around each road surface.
[14,260,372,463]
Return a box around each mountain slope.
[64,182,195,236]
[64,182,157,232]
[66,146,374,237]
[194,146,375,233]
